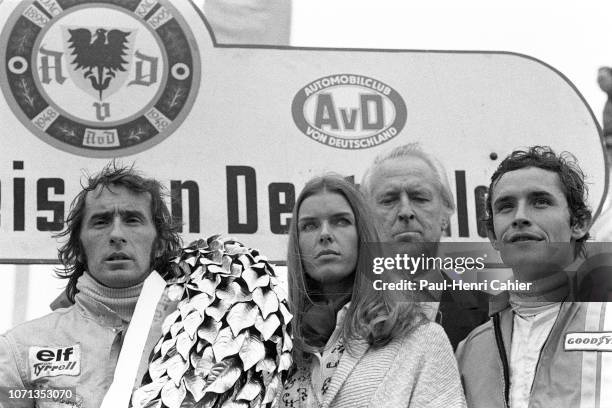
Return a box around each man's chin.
[501,244,573,279]
[94,269,148,288]
[389,240,438,257]
[393,232,423,243]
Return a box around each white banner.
[0,0,607,262]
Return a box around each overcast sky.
[291,0,611,120]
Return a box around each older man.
[361,143,489,350]
[456,146,612,408]
[0,164,182,407]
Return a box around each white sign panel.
[0,0,607,262]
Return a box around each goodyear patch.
[28,345,81,380]
[565,332,612,351]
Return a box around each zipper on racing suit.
[493,313,510,408]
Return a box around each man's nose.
[398,194,415,222]
[109,218,127,245]
[512,202,532,228]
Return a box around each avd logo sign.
[292,74,407,149]
[0,0,200,157]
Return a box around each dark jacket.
[436,271,490,350]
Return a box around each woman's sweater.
[281,321,466,408]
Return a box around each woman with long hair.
[280,174,465,407]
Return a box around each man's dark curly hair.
[485,146,592,257]
[55,163,182,301]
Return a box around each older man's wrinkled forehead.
[83,183,154,220]
[374,155,444,190]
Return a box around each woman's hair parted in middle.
[287,174,424,362]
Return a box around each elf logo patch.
[292,74,407,149]
[565,332,612,351]
[28,345,81,380]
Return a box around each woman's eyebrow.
[330,211,354,218]
[297,215,317,222]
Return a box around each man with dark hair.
[456,146,612,408]
[55,164,182,301]
[0,163,182,407]
[484,145,592,258]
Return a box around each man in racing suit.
[0,164,182,407]
[457,146,611,407]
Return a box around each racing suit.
[456,293,612,407]
[0,285,175,408]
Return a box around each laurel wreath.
[131,236,293,408]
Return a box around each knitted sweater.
[281,321,467,408]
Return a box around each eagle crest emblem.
[66,28,132,100]
[0,0,200,157]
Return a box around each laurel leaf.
[217,281,252,303]
[235,373,262,402]
[170,321,183,338]
[160,379,186,408]
[185,255,197,267]
[226,303,258,337]
[152,337,163,356]
[220,398,248,408]
[194,274,220,296]
[141,400,162,408]
[255,358,276,374]
[254,313,280,341]
[278,302,293,324]
[148,356,167,380]
[282,328,293,353]
[262,375,281,404]
[203,357,242,395]
[222,255,233,274]
[176,331,196,361]
[183,369,207,402]
[130,374,166,407]
[189,265,205,281]
[252,288,278,319]
[179,293,211,321]
[241,267,270,292]
[197,316,222,345]
[205,297,232,322]
[165,353,188,386]
[209,238,223,251]
[167,284,185,301]
[272,283,288,302]
[277,352,292,372]
[161,337,177,358]
[196,339,206,354]
[161,310,180,335]
[238,333,265,371]
[212,328,246,361]
[182,310,204,340]
[207,264,225,275]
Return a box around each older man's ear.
[440,219,447,231]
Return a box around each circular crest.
[1,0,201,157]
